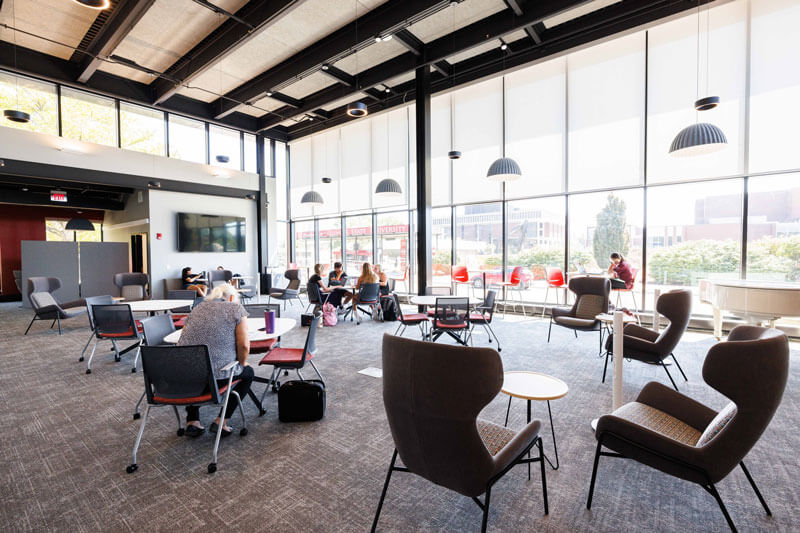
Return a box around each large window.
[646,180,742,314]
[120,102,165,155]
[746,174,800,282]
[0,71,57,136]
[169,114,206,164]
[568,33,645,191]
[455,203,503,294]
[431,207,452,287]
[275,141,288,220]
[376,212,409,277]
[210,125,241,170]
[507,197,566,302]
[318,217,342,269]
[45,219,102,242]
[293,220,315,276]
[61,87,117,147]
[244,133,257,173]
[345,214,372,275]
[272,221,288,273]
[430,94,451,206]
[340,121,371,212]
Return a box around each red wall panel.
[0,205,104,296]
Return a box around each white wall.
[0,127,258,190]
[148,190,258,298]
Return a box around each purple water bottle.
[264,310,275,333]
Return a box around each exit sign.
[50,191,67,202]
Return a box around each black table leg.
[543,400,560,470]
[504,396,511,427]
[527,399,531,480]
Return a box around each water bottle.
[265,310,275,334]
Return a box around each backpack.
[380,296,398,322]
[322,302,338,327]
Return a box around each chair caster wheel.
[115,357,121,363]
[133,413,141,420]
[86,369,92,374]
[283,371,289,376]
[240,428,248,436]
[79,357,84,362]
[131,368,137,373]
[177,428,185,437]
[126,464,138,474]
[207,463,217,474]
[498,348,502,352]
[258,409,266,417]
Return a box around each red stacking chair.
[612,267,640,324]
[84,303,143,374]
[491,266,526,317]
[451,265,471,296]
[542,267,567,318]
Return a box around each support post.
[256,135,269,292]
[415,63,432,302]
[652,288,661,333]
[612,310,624,411]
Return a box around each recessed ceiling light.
[321,64,329,71]
[500,43,508,51]
[381,34,392,42]
[71,0,110,9]
[266,91,273,97]
[374,36,382,43]
[21,187,28,192]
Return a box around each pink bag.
[322,302,338,327]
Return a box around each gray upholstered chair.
[207,269,232,288]
[25,277,86,335]
[588,325,789,532]
[267,269,302,309]
[603,289,692,390]
[547,276,610,353]
[372,334,548,533]
[114,272,150,301]
[13,269,22,293]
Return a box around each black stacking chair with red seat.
[243,303,282,355]
[258,314,323,399]
[84,304,142,374]
[127,344,247,475]
[430,297,471,346]
[347,282,381,324]
[470,290,501,351]
[392,293,429,340]
[80,295,114,362]
[132,314,177,420]
[425,285,453,316]
[167,289,196,328]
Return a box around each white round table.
[121,299,194,313]
[162,316,296,344]
[501,371,569,471]
[409,295,482,306]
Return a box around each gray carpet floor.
[0,299,798,532]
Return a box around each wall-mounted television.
[178,213,246,252]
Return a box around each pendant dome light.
[301,122,324,206]
[346,0,368,119]
[375,115,402,197]
[669,3,727,156]
[4,3,30,124]
[486,76,521,182]
[447,2,460,161]
[65,218,95,231]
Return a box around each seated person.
[328,262,348,286]
[607,252,634,290]
[217,265,239,288]
[309,263,345,308]
[182,266,207,297]
[344,262,378,306]
[374,264,389,296]
[178,284,253,437]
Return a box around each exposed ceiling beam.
[257,0,591,131]
[76,0,157,83]
[395,29,452,77]
[267,91,302,108]
[286,0,717,139]
[152,0,299,105]
[319,64,355,86]
[503,0,547,44]
[213,0,451,119]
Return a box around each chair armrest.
[622,323,660,342]
[283,289,299,297]
[619,334,658,354]
[635,382,717,431]
[34,304,60,315]
[219,361,238,373]
[492,419,542,476]
[596,412,702,470]
[551,306,573,319]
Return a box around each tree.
[593,194,629,267]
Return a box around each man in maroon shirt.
[607,252,634,289]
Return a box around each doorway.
[131,233,148,273]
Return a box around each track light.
[71,0,110,9]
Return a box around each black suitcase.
[380,296,397,321]
[278,380,326,422]
[300,313,314,327]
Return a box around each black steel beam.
[76,0,157,83]
[285,0,714,139]
[257,0,589,130]
[415,64,432,296]
[319,64,355,86]
[0,40,288,139]
[213,0,450,119]
[394,29,423,55]
[152,0,298,104]
[267,91,302,108]
[0,187,127,210]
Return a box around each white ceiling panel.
[406,0,507,43]
[332,39,407,75]
[97,0,248,78]
[321,92,372,112]
[505,29,529,42]
[448,40,502,64]
[0,0,96,60]
[544,0,621,28]
[383,71,415,87]
[280,71,337,99]
[236,95,287,117]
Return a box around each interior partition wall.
[284,0,800,319]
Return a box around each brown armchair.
[372,334,548,533]
[603,289,692,390]
[587,325,789,532]
[548,276,610,353]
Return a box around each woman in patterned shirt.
[178,283,253,437]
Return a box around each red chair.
[390,267,409,300]
[451,265,471,296]
[612,267,640,324]
[430,297,471,346]
[542,267,567,318]
[258,314,323,399]
[491,266,526,317]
